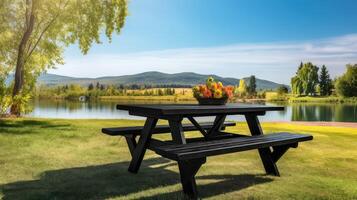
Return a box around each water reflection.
[26,99,357,122]
[289,103,357,122]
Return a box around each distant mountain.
[35,71,285,90]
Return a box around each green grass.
[0,118,357,199]
[99,95,195,102]
[264,92,357,103]
[289,96,357,103]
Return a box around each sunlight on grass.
[0,118,356,199]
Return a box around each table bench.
[102,104,313,199]
[102,121,236,156]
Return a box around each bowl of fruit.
[192,77,234,105]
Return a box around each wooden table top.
[117,103,284,117]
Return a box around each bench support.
[125,135,137,157]
[178,158,206,199]
[271,144,297,163]
[245,114,280,176]
[128,117,158,173]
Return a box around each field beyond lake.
[1,118,356,199]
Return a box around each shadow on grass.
[1,157,273,199]
[0,119,72,135]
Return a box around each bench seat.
[152,132,313,160]
[102,121,236,136]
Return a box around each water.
[26,99,357,122]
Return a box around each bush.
[335,64,357,97]
[276,85,289,95]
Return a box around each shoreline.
[1,117,356,128]
[269,121,357,128]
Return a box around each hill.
[35,71,285,90]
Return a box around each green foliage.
[335,64,357,97]
[319,65,333,96]
[0,68,11,114]
[35,83,178,100]
[247,75,257,95]
[277,85,289,95]
[0,0,128,115]
[88,83,94,91]
[11,93,33,114]
[237,79,247,96]
[291,62,319,96]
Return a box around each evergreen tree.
[248,75,257,95]
[319,65,332,96]
[88,83,94,91]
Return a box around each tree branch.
[24,0,70,64]
[25,17,46,54]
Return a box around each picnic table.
[102,104,313,199]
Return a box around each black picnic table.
[102,104,313,199]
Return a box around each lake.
[26,99,357,122]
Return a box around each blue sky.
[50,0,357,84]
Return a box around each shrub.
[335,64,357,97]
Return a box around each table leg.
[128,117,158,173]
[169,118,205,198]
[178,158,206,199]
[245,114,280,176]
[168,118,186,144]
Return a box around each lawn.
[0,118,356,199]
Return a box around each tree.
[157,89,164,96]
[0,0,127,115]
[88,83,94,91]
[319,65,332,96]
[291,62,319,96]
[335,64,357,97]
[247,75,256,95]
[237,79,247,96]
[276,85,289,95]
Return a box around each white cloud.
[49,34,357,84]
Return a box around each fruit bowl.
[192,77,234,106]
[196,97,228,105]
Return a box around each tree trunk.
[10,0,36,116]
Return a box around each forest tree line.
[291,63,357,97]
[35,83,178,100]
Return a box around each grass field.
[0,118,357,199]
[288,96,357,103]
[100,88,195,102]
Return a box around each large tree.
[291,62,319,96]
[319,65,332,96]
[0,0,127,115]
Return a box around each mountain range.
[34,71,285,90]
